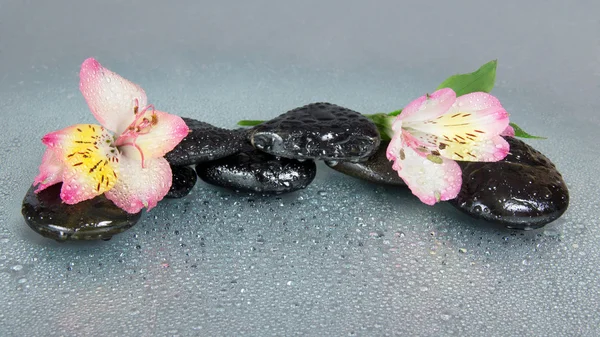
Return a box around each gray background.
[1,0,599,336]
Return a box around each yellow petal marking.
[62,124,119,194]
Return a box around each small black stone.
[21,183,142,241]
[165,165,197,198]
[196,145,317,193]
[249,103,380,161]
[449,137,569,229]
[165,117,248,166]
[326,140,406,186]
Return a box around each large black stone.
[165,165,197,198]
[196,145,317,193]
[22,184,142,241]
[165,117,248,166]
[449,137,569,229]
[249,103,380,161]
[326,140,406,186]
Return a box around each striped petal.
[407,129,509,162]
[104,156,172,213]
[41,124,119,204]
[392,144,462,205]
[438,135,509,162]
[79,58,147,135]
[405,91,509,144]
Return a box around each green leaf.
[509,123,546,139]
[436,60,497,96]
[237,120,265,126]
[364,113,395,141]
[388,109,402,116]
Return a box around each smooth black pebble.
[22,183,141,241]
[449,137,569,229]
[196,145,317,193]
[326,140,406,186]
[165,165,197,198]
[249,103,380,161]
[165,117,248,166]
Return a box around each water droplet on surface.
[543,228,560,237]
[395,231,406,238]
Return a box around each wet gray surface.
[0,0,598,336]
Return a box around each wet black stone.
[449,137,569,229]
[196,145,317,193]
[21,184,142,241]
[165,165,197,198]
[249,103,380,161]
[326,140,406,186]
[165,117,248,166]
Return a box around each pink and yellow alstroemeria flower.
[386,88,510,205]
[33,58,189,213]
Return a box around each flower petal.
[116,110,189,163]
[33,148,65,193]
[501,125,515,137]
[405,93,509,152]
[406,128,509,162]
[455,91,503,111]
[79,58,147,135]
[392,144,462,205]
[41,124,119,204]
[104,156,172,213]
[437,135,509,162]
[399,88,456,122]
[386,130,405,162]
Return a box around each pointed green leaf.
[237,120,265,127]
[436,60,497,96]
[509,123,546,139]
[388,109,402,116]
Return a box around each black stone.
[22,183,142,241]
[249,103,380,161]
[196,145,317,193]
[326,140,406,186]
[165,165,197,198]
[165,117,248,166]
[449,137,569,229]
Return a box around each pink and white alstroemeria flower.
[33,58,189,213]
[386,88,510,205]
